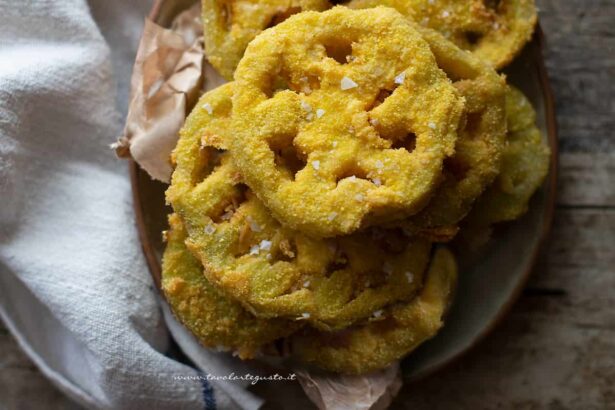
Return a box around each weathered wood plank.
[558,153,615,207]
[394,209,615,409]
[0,323,83,409]
[537,0,615,152]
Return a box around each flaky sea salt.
[375,160,384,169]
[327,212,338,221]
[372,178,382,187]
[316,108,325,118]
[372,310,383,319]
[204,223,216,235]
[312,160,320,170]
[246,216,262,232]
[259,240,272,250]
[394,72,406,85]
[340,76,358,90]
[202,102,213,115]
[300,100,312,112]
[428,122,437,130]
[355,193,364,202]
[249,245,260,255]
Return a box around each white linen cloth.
[0,1,264,408]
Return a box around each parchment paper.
[115,4,204,182]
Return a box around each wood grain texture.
[0,325,83,410]
[0,0,613,408]
[393,209,615,409]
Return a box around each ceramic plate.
[131,0,558,381]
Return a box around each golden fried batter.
[347,0,537,69]
[464,85,550,225]
[231,6,464,237]
[162,214,298,359]
[291,246,457,374]
[167,84,433,331]
[202,0,331,79]
[393,26,507,242]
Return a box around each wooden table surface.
[1,0,613,408]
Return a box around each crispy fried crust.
[291,246,457,374]
[464,85,550,225]
[347,0,537,70]
[167,84,433,331]
[231,6,464,237]
[393,26,507,242]
[162,214,298,359]
[202,0,331,79]
[163,6,543,373]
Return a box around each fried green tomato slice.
[392,26,506,242]
[162,214,299,359]
[202,0,331,80]
[290,246,457,374]
[231,6,464,238]
[167,83,432,331]
[464,85,550,225]
[347,0,537,70]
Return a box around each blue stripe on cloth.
[198,371,216,410]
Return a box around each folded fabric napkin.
[0,0,264,408]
